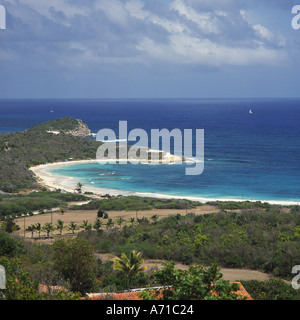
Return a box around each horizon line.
[0,97,300,100]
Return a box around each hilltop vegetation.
[0,118,101,192]
[29,116,92,137]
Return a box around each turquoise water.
[50,157,299,202]
[1,98,299,202]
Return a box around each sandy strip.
[29,160,300,206]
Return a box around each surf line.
[95,121,204,176]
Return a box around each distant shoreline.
[29,160,300,206]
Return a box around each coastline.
[29,160,300,206]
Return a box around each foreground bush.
[241,279,300,300]
[140,262,243,300]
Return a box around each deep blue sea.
[1,98,299,202]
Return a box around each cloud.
[17,0,89,24]
[171,0,220,34]
[137,33,286,66]
[95,0,130,27]
[0,0,291,71]
[132,1,286,66]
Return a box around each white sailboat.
[249,109,253,114]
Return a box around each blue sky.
[0,0,299,98]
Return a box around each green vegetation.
[72,195,201,211]
[0,118,102,192]
[52,237,98,294]
[112,250,148,290]
[0,231,245,300]
[0,117,299,300]
[79,205,300,279]
[0,221,299,299]
[140,262,242,300]
[0,231,23,257]
[0,191,90,220]
[206,200,274,210]
[241,279,300,300]
[29,116,89,135]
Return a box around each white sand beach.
[29,159,299,206]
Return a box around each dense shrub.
[0,231,23,257]
[0,192,90,219]
[242,279,300,300]
[83,206,300,279]
[75,196,200,211]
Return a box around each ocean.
[1,98,299,202]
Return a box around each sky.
[0,0,299,99]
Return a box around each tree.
[0,257,39,300]
[112,250,148,290]
[93,219,102,233]
[116,217,125,229]
[106,218,114,229]
[42,223,54,237]
[56,219,65,235]
[26,224,36,238]
[35,222,42,238]
[151,214,159,224]
[140,262,242,300]
[0,231,23,257]
[81,220,92,232]
[75,182,83,194]
[97,208,105,218]
[129,217,135,226]
[52,237,98,294]
[1,218,20,233]
[137,217,149,225]
[68,221,78,234]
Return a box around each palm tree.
[129,217,135,226]
[42,223,54,237]
[56,219,65,235]
[68,221,78,234]
[93,219,102,232]
[112,250,148,290]
[26,224,36,237]
[116,217,125,229]
[106,218,114,229]
[81,220,92,232]
[75,182,83,194]
[35,222,42,238]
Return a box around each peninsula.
[0,117,101,193]
[0,117,186,194]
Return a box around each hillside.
[28,116,93,137]
[0,117,101,192]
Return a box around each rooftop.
[85,282,253,300]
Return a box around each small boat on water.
[249,109,253,114]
